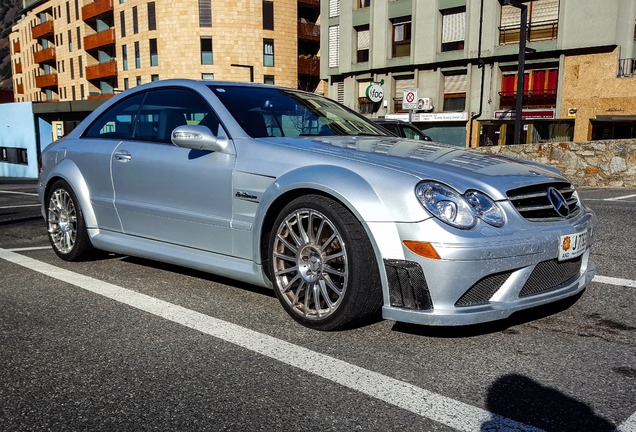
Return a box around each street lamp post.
[501,0,528,144]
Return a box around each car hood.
[262,136,566,199]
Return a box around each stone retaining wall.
[475,140,636,188]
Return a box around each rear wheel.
[269,195,382,330]
[46,180,95,261]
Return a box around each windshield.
[208,85,389,138]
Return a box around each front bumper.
[376,207,596,326]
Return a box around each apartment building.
[321,0,636,146]
[9,0,321,103]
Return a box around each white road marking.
[0,190,38,197]
[0,247,542,432]
[593,275,636,288]
[0,204,41,209]
[8,246,51,252]
[605,194,636,201]
[617,411,636,432]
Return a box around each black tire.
[268,195,382,330]
[46,180,95,261]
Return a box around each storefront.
[478,109,574,146]
[385,112,468,147]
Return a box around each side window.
[133,88,220,143]
[402,125,423,140]
[83,93,144,139]
[381,123,399,136]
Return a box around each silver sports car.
[38,79,596,330]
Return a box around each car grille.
[519,256,582,298]
[455,270,515,307]
[385,260,433,310]
[507,182,579,221]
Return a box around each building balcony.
[33,47,56,64]
[298,22,320,41]
[31,20,54,39]
[499,20,558,45]
[298,56,319,76]
[13,40,21,54]
[14,63,23,74]
[84,28,116,51]
[82,0,114,22]
[88,93,115,100]
[86,61,117,81]
[35,73,58,88]
[16,83,24,94]
[498,90,557,109]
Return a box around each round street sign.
[366,84,384,103]
[402,88,419,110]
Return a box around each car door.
[111,87,236,255]
[78,92,146,232]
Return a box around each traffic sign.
[402,88,419,110]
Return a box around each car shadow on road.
[390,292,584,338]
[482,373,616,431]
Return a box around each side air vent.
[385,260,433,310]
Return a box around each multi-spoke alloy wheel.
[269,195,382,330]
[46,180,94,261]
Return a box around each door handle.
[114,150,132,162]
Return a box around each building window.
[74,0,79,20]
[499,68,558,109]
[78,56,83,78]
[328,25,340,68]
[263,1,274,30]
[148,2,156,31]
[151,74,159,82]
[134,41,140,68]
[136,76,142,86]
[120,11,126,37]
[66,1,70,24]
[70,57,74,80]
[149,39,158,66]
[441,7,465,52]
[124,77,129,90]
[392,18,411,58]
[201,37,213,64]
[68,29,73,52]
[329,0,340,18]
[356,0,370,8]
[499,0,559,45]
[133,6,138,34]
[263,39,274,67]
[202,73,214,81]
[393,75,415,112]
[76,27,81,49]
[443,73,467,111]
[264,75,275,85]
[122,45,128,70]
[355,26,369,63]
[199,0,212,27]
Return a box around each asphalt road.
[0,179,634,432]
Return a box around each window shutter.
[328,25,340,68]
[501,5,521,27]
[442,10,465,43]
[336,82,344,104]
[199,0,212,27]
[357,29,370,50]
[329,0,340,18]
[394,76,415,97]
[444,74,467,94]
[531,0,559,22]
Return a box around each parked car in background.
[39,79,596,331]
[371,118,432,141]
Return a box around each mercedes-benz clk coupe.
[38,80,596,330]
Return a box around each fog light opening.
[403,241,441,260]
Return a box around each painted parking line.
[0,190,38,197]
[0,247,542,432]
[605,194,636,202]
[593,275,636,288]
[0,204,41,209]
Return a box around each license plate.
[558,230,589,261]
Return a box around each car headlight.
[416,181,505,229]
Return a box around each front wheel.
[46,180,95,261]
[268,195,382,330]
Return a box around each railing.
[86,60,117,80]
[35,73,58,88]
[13,40,21,53]
[33,47,56,64]
[82,0,114,21]
[84,28,116,51]
[298,22,320,41]
[618,58,636,77]
[31,20,54,39]
[15,63,23,74]
[498,89,557,109]
[16,83,24,94]
[499,20,558,45]
[298,56,319,76]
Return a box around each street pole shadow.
[481,374,616,431]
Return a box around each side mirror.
[171,125,230,153]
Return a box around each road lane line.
[0,247,542,432]
[617,411,636,432]
[7,246,51,252]
[593,275,636,288]
[605,194,636,201]
[0,190,38,197]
